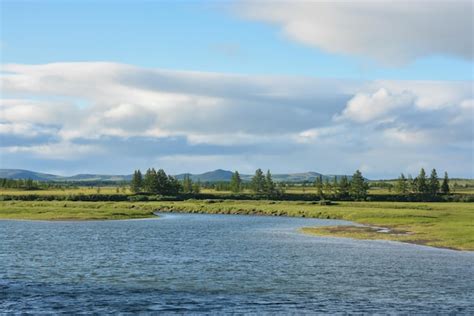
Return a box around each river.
[1,213,473,313]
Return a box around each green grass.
[0,201,155,220]
[0,187,129,195]
[3,183,474,196]
[1,200,473,250]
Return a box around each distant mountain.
[0,168,352,183]
[163,170,339,182]
[175,169,234,182]
[0,169,62,181]
[65,174,132,181]
[0,169,131,182]
[266,172,324,183]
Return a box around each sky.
[0,0,473,178]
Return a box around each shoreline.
[1,200,472,251]
[157,208,471,251]
[1,209,467,252]
[299,225,464,252]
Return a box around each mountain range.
[0,168,349,183]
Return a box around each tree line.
[0,178,40,190]
[1,167,458,202]
[115,167,455,200]
[394,168,450,196]
[229,169,285,196]
[130,169,200,195]
[0,178,73,190]
[313,170,369,200]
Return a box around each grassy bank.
[0,201,156,220]
[1,200,473,250]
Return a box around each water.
[1,213,473,314]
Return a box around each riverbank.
[1,200,472,250]
[0,201,156,220]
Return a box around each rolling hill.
[0,169,62,181]
[0,168,352,183]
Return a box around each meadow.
[2,183,473,196]
[1,199,473,251]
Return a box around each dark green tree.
[130,169,143,193]
[265,170,276,196]
[251,168,266,194]
[156,169,170,194]
[395,173,408,194]
[428,168,440,196]
[144,168,159,193]
[168,175,182,195]
[416,168,428,194]
[230,171,242,193]
[143,168,154,192]
[441,171,450,194]
[350,170,368,200]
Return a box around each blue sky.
[2,0,472,80]
[1,0,473,178]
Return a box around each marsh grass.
[1,200,472,250]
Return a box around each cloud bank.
[1,62,472,177]
[237,0,473,65]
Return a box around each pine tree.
[167,175,182,195]
[441,171,450,194]
[350,170,368,200]
[265,170,276,196]
[416,168,428,194]
[130,169,143,193]
[338,175,350,198]
[428,168,440,196]
[251,168,265,194]
[395,173,408,194]
[156,169,169,194]
[230,171,242,193]
[143,168,154,193]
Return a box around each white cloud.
[1,62,353,144]
[4,142,102,159]
[0,99,76,124]
[0,122,56,137]
[295,125,345,144]
[237,0,473,65]
[335,88,414,123]
[383,128,432,145]
[0,62,472,177]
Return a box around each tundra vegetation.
[1,168,473,251]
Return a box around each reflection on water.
[1,214,473,313]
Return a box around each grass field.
[3,183,473,196]
[0,187,129,195]
[0,201,155,220]
[1,200,472,251]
